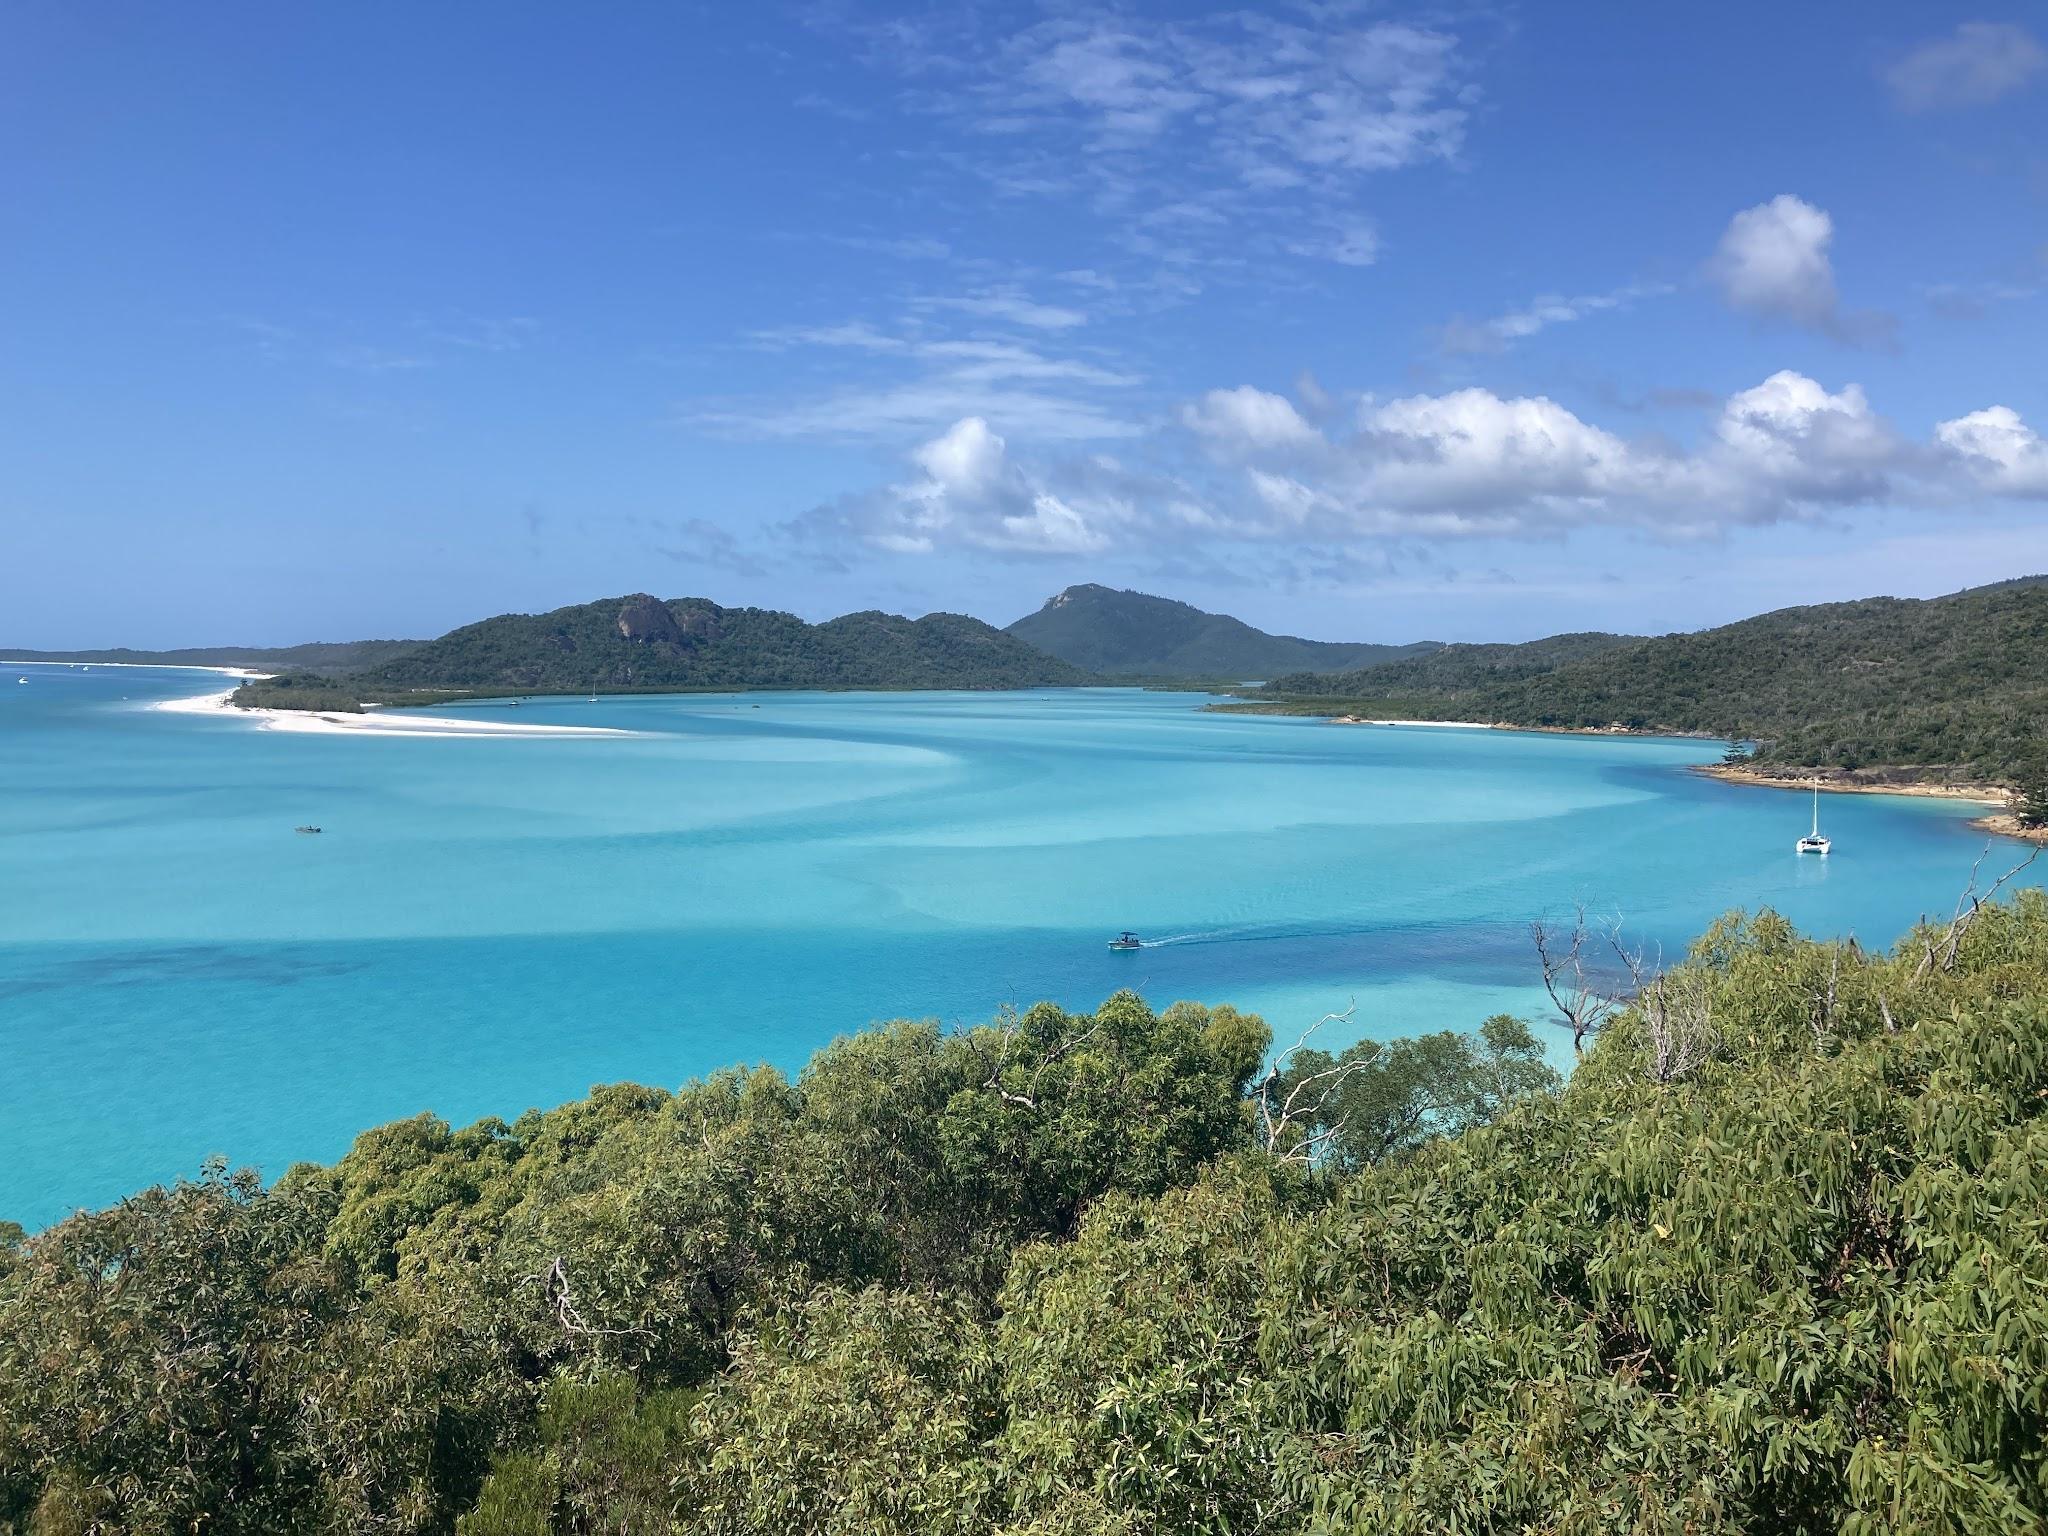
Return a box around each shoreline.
[1695,762,2005,804]
[10,659,268,677]
[1323,714,1714,741]
[150,686,639,739]
[1696,762,2046,846]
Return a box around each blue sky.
[3,2,2046,646]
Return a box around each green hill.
[1005,583,1435,679]
[0,639,422,677]
[1257,579,2048,783]
[346,592,1088,695]
[1267,628,1637,694]
[5,893,2045,1531]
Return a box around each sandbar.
[150,686,638,739]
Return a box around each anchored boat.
[1796,782,1831,856]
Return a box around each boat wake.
[1132,925,1271,949]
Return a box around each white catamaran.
[1796,782,1831,856]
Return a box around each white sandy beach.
[151,686,639,739]
[10,659,269,677]
[1334,716,1497,729]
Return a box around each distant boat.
[294,825,323,835]
[1108,930,1143,951]
[14,677,24,685]
[1796,782,1831,856]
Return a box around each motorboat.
[1108,931,1143,951]
[1796,782,1831,856]
[294,825,323,835]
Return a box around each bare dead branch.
[1255,1003,1365,1163]
[523,1256,652,1341]
[1640,972,1716,1084]
[1533,904,1627,1055]
[1915,844,2041,980]
[1809,942,1844,1048]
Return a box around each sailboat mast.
[1811,782,1819,837]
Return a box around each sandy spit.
[150,687,639,739]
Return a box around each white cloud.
[782,370,2048,563]
[1884,22,2046,112]
[1359,389,1651,514]
[1182,386,1319,449]
[1936,406,2048,495]
[844,417,1117,555]
[1708,195,1839,328]
[1708,371,1901,510]
[1707,196,1892,345]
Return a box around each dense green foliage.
[1258,579,2048,781]
[0,640,421,677]
[1263,1013,1558,1171]
[1005,584,1435,679]
[227,670,367,713]
[6,895,2048,1533]
[352,594,1089,696]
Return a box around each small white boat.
[1108,930,1143,951]
[1796,782,1831,856]
[14,677,25,685]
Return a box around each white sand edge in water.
[150,688,638,739]
[10,661,269,677]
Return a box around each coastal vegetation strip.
[1238,577,2048,817]
[3,893,2046,1530]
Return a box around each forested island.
[1236,578,2048,821]
[222,593,1087,709]
[1004,583,1440,679]
[3,893,2045,1532]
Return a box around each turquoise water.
[2,665,2036,1228]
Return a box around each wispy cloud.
[217,312,536,372]
[1920,276,2042,320]
[325,345,433,375]
[812,5,1483,288]
[821,232,953,261]
[1438,283,1671,354]
[1883,21,2046,112]
[716,292,1144,443]
[918,288,1089,330]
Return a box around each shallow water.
[1,665,2034,1227]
